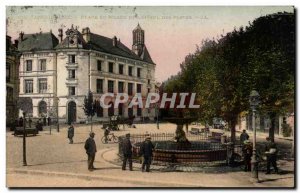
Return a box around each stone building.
[6,35,20,127]
[17,24,156,123]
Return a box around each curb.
[7,168,198,187]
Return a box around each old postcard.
[6,6,295,188]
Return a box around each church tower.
[132,23,145,57]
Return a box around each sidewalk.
[6,123,294,188]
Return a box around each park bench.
[14,127,38,136]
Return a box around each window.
[108,80,114,93]
[6,87,13,102]
[148,88,150,93]
[118,81,124,93]
[137,108,142,117]
[38,79,47,93]
[119,64,123,74]
[95,100,103,117]
[137,68,141,78]
[128,66,133,76]
[26,60,32,72]
[97,60,102,71]
[96,79,103,93]
[128,83,133,96]
[137,84,142,93]
[68,70,76,79]
[39,59,46,71]
[6,64,10,82]
[109,62,114,73]
[68,55,76,63]
[69,87,76,96]
[25,80,33,93]
[148,79,150,84]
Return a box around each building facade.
[18,24,156,123]
[6,35,20,127]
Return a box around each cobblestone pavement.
[6,123,295,188]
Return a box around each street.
[6,123,294,187]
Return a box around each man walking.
[68,124,74,144]
[265,137,278,174]
[242,140,252,172]
[84,132,97,171]
[140,134,154,172]
[240,130,249,144]
[122,133,133,171]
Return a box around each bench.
[14,127,38,136]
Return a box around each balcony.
[65,63,78,69]
[65,78,78,86]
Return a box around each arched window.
[38,101,47,116]
[96,100,103,117]
[118,103,123,116]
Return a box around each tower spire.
[132,23,145,57]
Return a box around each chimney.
[82,27,90,42]
[19,31,24,41]
[14,40,19,48]
[58,28,63,43]
[112,36,117,47]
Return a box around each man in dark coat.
[48,116,51,126]
[242,140,253,172]
[240,130,249,144]
[28,117,32,128]
[140,134,155,172]
[84,132,97,171]
[43,116,47,126]
[19,117,23,127]
[265,137,278,174]
[68,124,74,144]
[122,133,133,171]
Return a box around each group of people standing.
[240,130,278,174]
[67,124,155,172]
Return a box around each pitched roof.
[140,46,154,64]
[86,33,141,61]
[18,32,59,52]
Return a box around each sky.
[6,6,294,82]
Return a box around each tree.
[83,91,96,131]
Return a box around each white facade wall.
[19,50,156,123]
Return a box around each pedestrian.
[68,124,74,144]
[19,117,23,127]
[140,134,154,172]
[122,133,133,171]
[48,116,51,126]
[38,119,43,131]
[240,129,249,144]
[265,137,278,174]
[28,117,32,128]
[84,132,97,171]
[43,116,47,126]
[242,140,252,172]
[104,128,110,143]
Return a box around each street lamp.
[56,97,60,132]
[249,90,260,182]
[22,112,27,166]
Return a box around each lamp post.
[22,112,27,166]
[249,90,260,182]
[56,97,60,132]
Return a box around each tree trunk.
[230,118,237,144]
[269,112,276,141]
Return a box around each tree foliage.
[163,12,295,141]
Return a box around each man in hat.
[265,137,278,174]
[122,133,133,171]
[242,139,253,172]
[84,132,97,171]
[140,134,155,172]
[68,124,75,144]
